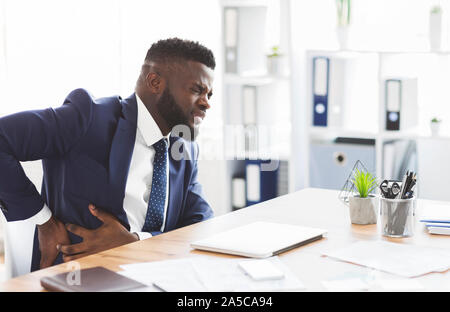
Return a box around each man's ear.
[145,72,165,94]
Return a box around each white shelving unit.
[220,0,293,212]
[218,1,450,205]
[302,48,450,191]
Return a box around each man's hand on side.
[37,216,71,269]
[58,204,139,262]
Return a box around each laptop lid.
[191,221,327,258]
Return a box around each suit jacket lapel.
[166,135,184,231]
[108,94,137,210]
[107,98,186,232]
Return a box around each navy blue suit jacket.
[0,89,213,271]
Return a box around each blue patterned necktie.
[142,138,168,232]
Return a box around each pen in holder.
[379,170,417,237]
[380,196,416,237]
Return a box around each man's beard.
[156,88,198,141]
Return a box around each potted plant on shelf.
[266,45,288,76]
[429,5,443,51]
[430,117,442,136]
[336,0,351,50]
[348,169,378,224]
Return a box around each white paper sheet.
[118,258,206,292]
[191,257,304,292]
[420,203,450,222]
[118,256,305,292]
[427,226,450,235]
[323,240,450,278]
[321,278,369,291]
[376,278,424,291]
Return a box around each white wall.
[0,0,226,215]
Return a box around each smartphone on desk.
[238,259,285,281]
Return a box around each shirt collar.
[135,93,169,147]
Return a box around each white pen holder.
[380,196,416,238]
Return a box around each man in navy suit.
[0,38,215,271]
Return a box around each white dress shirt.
[123,94,170,239]
[28,94,169,241]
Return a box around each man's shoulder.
[63,88,123,118]
[65,88,94,102]
[66,88,121,107]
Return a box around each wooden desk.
[1,188,449,292]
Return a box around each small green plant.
[267,46,281,58]
[336,0,351,26]
[431,117,442,123]
[352,169,377,198]
[431,5,442,14]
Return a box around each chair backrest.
[417,138,450,201]
[1,160,42,279]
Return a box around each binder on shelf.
[223,6,267,75]
[312,56,329,127]
[224,7,238,73]
[312,56,352,128]
[385,79,401,131]
[383,140,417,181]
[277,160,289,197]
[246,161,261,205]
[328,56,350,128]
[384,78,418,131]
[242,85,258,156]
[225,83,280,160]
[245,159,281,207]
[231,176,246,210]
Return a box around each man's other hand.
[37,216,71,269]
[58,204,139,262]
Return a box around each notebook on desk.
[191,221,327,258]
[40,267,148,292]
[419,203,450,236]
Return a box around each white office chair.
[0,160,42,279]
[417,138,450,201]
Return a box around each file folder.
[312,55,353,128]
[384,78,418,131]
[245,159,279,206]
[231,176,246,210]
[223,6,267,75]
[224,7,238,73]
[385,79,401,131]
[246,162,261,204]
[312,56,329,126]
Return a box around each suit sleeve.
[0,89,93,221]
[178,143,214,228]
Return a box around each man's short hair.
[145,38,216,70]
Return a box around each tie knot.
[153,138,168,153]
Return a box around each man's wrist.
[31,204,53,226]
[133,231,153,241]
[131,232,139,241]
[37,215,55,230]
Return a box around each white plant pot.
[348,195,378,225]
[336,26,350,50]
[429,12,442,51]
[267,55,288,77]
[430,122,441,136]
